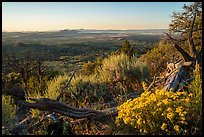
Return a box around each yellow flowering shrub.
[115,88,201,135]
[116,63,202,135]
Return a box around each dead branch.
[56,68,77,101]
[11,91,138,135]
[166,33,194,62]
[19,98,118,120]
[146,74,157,92]
[16,90,141,126]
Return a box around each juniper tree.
[121,40,133,57]
[169,2,202,53]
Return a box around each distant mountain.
[2,29,80,38]
[3,28,167,33]
[2,29,168,39]
[76,29,168,34]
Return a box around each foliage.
[169,2,202,50]
[187,62,202,135]
[141,2,202,77]
[45,69,60,80]
[110,40,134,57]
[25,73,69,134]
[97,53,150,86]
[120,40,133,57]
[2,72,24,100]
[26,74,69,100]
[65,53,150,107]
[45,74,69,100]
[81,40,135,76]
[2,2,202,135]
[5,72,22,84]
[139,41,183,76]
[81,55,104,75]
[2,95,17,126]
[27,53,150,123]
[116,65,202,135]
[2,72,22,90]
[27,76,48,96]
[189,62,202,100]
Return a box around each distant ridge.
[3,28,167,33]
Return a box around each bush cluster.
[2,95,17,127]
[139,41,184,77]
[115,64,202,135]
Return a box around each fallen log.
[19,98,118,120]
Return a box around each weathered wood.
[164,65,185,92]
[164,4,201,92]
[19,98,118,119]
[166,33,194,62]
[146,74,156,92]
[163,57,193,92]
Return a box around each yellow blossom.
[185,98,190,103]
[162,99,169,105]
[180,121,187,125]
[180,116,186,121]
[174,125,180,132]
[179,111,187,117]
[189,93,193,97]
[167,112,174,120]
[176,106,183,113]
[157,102,163,107]
[167,107,172,112]
[143,129,148,134]
[124,117,131,124]
[161,123,167,130]
[141,82,148,91]
[137,118,142,125]
[115,88,198,135]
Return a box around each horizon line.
[2,28,168,33]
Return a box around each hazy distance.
[2,2,189,32]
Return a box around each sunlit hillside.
[2,2,202,135]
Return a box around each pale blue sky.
[2,2,190,32]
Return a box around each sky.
[2,2,190,32]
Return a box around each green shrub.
[96,53,150,87]
[81,55,104,75]
[27,52,150,110]
[24,53,151,135]
[187,62,202,135]
[110,40,134,58]
[25,74,70,135]
[26,74,69,101]
[65,53,150,107]
[2,95,17,126]
[45,69,60,80]
[6,72,22,84]
[27,76,48,96]
[139,41,183,76]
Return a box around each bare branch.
[166,33,194,62]
[19,98,118,120]
[174,44,194,62]
[56,68,77,101]
[146,74,156,92]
